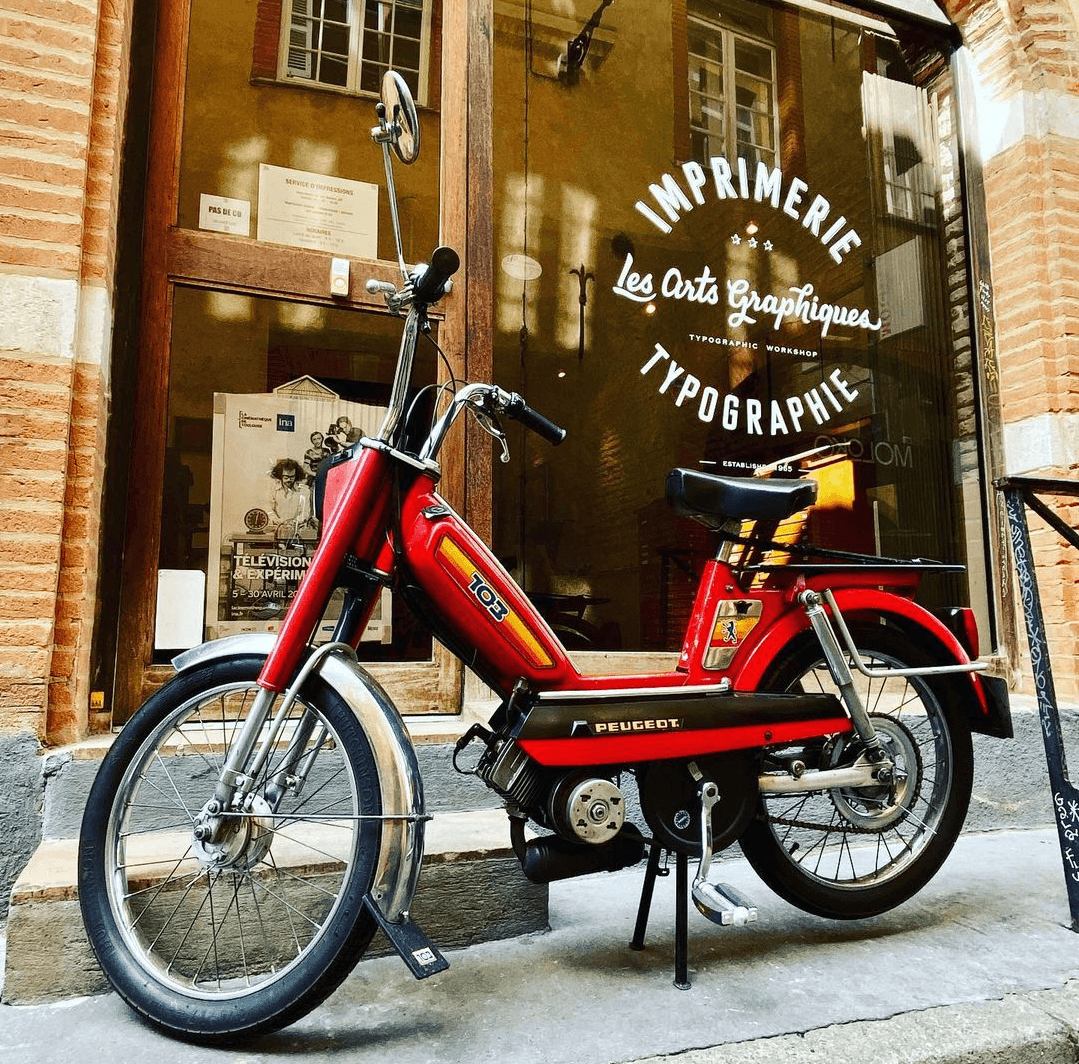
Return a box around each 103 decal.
[468,571,509,621]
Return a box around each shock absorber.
[798,589,888,767]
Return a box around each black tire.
[739,624,973,920]
[78,656,382,1044]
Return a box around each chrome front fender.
[173,634,425,924]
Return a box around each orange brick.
[0,14,96,55]
[0,620,53,646]
[0,236,82,275]
[0,507,65,537]
[0,565,57,592]
[0,443,68,473]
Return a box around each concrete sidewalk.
[2,827,1079,1063]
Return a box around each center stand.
[630,842,693,989]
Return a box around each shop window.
[189,0,442,265]
[276,0,431,102]
[688,0,778,166]
[157,288,437,663]
[491,0,992,657]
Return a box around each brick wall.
[0,0,132,743]
[944,0,1079,695]
[251,0,283,80]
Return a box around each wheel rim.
[104,682,370,999]
[761,649,953,890]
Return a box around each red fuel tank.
[401,480,578,693]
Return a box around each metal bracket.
[819,588,988,678]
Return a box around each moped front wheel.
[739,625,973,920]
[78,656,382,1044]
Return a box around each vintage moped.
[78,71,1010,1044]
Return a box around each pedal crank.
[689,765,758,927]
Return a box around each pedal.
[687,764,758,927]
[363,895,450,979]
[691,880,758,926]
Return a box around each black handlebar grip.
[506,393,567,446]
[411,246,460,304]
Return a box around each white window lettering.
[829,368,859,403]
[722,393,739,430]
[783,177,809,220]
[770,401,789,435]
[699,386,719,423]
[659,360,686,394]
[682,161,708,205]
[675,373,701,407]
[746,398,763,435]
[640,343,670,376]
[649,173,693,224]
[754,163,783,208]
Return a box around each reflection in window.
[280,0,428,100]
[688,0,777,166]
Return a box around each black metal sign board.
[998,476,1079,930]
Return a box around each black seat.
[666,468,817,527]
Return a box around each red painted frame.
[258,451,991,762]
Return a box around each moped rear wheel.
[78,656,382,1044]
[739,625,973,920]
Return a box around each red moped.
[78,71,1010,1043]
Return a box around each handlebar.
[418,383,566,463]
[410,246,460,304]
[503,393,567,446]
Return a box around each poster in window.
[205,380,391,643]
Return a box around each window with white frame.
[688,0,778,166]
[279,0,430,102]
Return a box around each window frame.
[687,6,780,167]
[276,0,434,105]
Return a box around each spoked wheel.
[78,656,383,1044]
[739,625,973,919]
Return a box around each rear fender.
[734,589,1012,738]
[173,634,425,922]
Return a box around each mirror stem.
[381,139,410,281]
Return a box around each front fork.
[197,641,355,843]
[205,582,382,823]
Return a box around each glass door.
[111,0,468,721]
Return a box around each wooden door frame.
[113,0,484,722]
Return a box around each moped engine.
[467,730,645,883]
[473,734,626,843]
[473,732,546,811]
[548,773,626,844]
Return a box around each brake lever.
[473,406,511,464]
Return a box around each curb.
[630,983,1079,1064]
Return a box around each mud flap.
[363,894,450,979]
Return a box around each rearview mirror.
[380,70,420,165]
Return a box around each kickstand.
[629,842,692,990]
[630,840,663,950]
[674,851,690,990]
